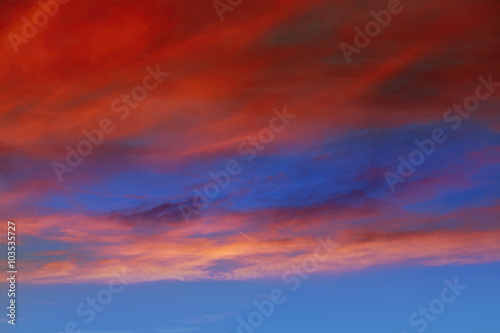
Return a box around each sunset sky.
[0,0,499,332]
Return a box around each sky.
[0,0,499,332]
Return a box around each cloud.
[173,312,234,325]
[4,200,499,285]
[32,300,59,306]
[153,328,200,333]
[109,200,197,225]
[0,0,499,286]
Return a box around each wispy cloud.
[174,312,235,325]
[153,328,200,333]
[32,300,59,306]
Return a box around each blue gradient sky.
[2,264,500,333]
